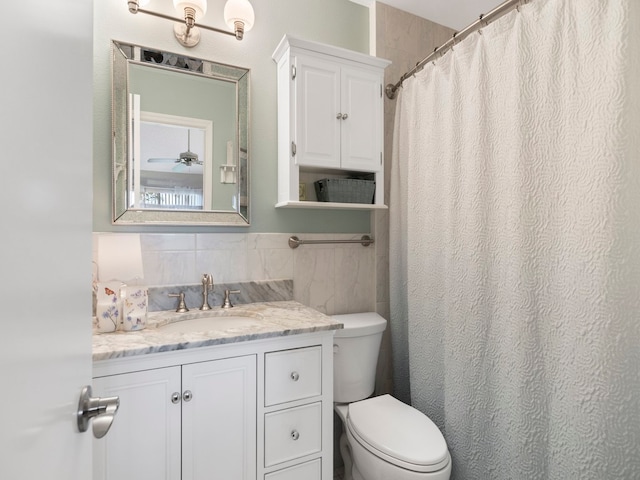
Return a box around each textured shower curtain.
[389,0,640,478]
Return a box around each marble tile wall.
[93,232,376,316]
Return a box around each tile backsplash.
[93,232,376,316]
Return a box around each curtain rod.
[385,0,529,99]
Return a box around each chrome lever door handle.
[77,385,120,439]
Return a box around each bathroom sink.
[158,315,262,333]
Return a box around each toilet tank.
[332,312,387,403]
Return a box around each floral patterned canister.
[96,281,123,333]
[121,285,148,331]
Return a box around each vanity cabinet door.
[93,366,182,480]
[181,355,257,480]
[93,356,256,480]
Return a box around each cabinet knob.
[290,371,300,382]
[336,113,343,119]
[171,392,181,404]
[341,113,348,120]
[182,390,193,402]
[291,430,300,441]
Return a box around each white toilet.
[332,312,451,480]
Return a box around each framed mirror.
[112,40,250,225]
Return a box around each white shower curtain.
[389,0,640,478]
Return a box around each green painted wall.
[94,0,371,233]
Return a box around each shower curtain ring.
[478,12,488,30]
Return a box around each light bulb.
[223,0,255,32]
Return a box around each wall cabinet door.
[182,356,257,480]
[93,355,256,480]
[340,66,383,172]
[294,54,382,173]
[295,54,341,169]
[93,366,182,480]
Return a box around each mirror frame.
[111,40,250,225]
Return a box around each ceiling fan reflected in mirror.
[147,129,204,172]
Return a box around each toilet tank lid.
[332,312,387,337]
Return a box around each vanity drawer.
[265,458,321,480]
[264,346,322,406]
[264,402,322,467]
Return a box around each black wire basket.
[314,178,375,204]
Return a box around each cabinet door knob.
[342,113,348,120]
[336,113,343,119]
[182,390,193,402]
[171,392,181,404]
[290,371,300,382]
[291,430,300,441]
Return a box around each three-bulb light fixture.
[128,0,255,47]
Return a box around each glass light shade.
[173,0,207,18]
[223,0,255,32]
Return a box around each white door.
[182,356,257,480]
[295,54,342,169]
[340,66,383,172]
[0,1,94,479]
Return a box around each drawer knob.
[290,371,300,382]
[291,430,300,441]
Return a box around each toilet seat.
[346,395,450,473]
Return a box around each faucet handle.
[202,273,213,290]
[222,289,241,309]
[168,292,189,313]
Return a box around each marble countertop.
[93,301,342,361]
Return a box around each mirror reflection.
[112,40,250,225]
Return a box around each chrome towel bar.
[288,235,374,249]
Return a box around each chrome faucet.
[200,273,213,310]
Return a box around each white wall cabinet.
[273,35,390,209]
[92,332,334,480]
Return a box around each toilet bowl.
[333,313,451,480]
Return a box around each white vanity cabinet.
[272,35,390,209]
[92,355,256,480]
[92,331,334,480]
